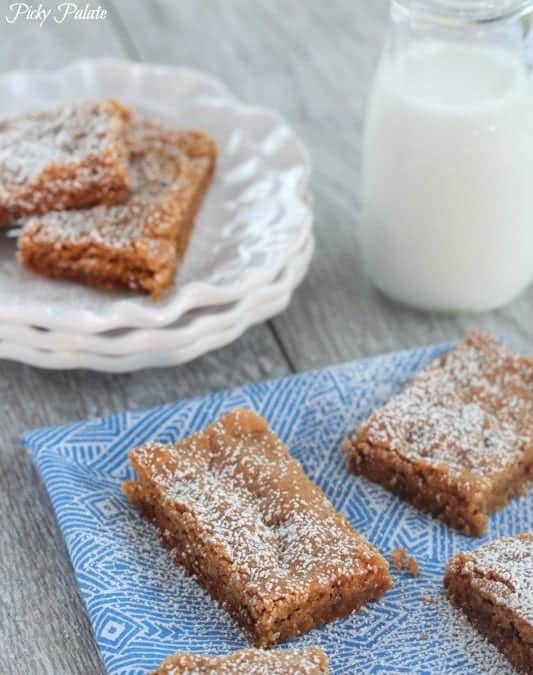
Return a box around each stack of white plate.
[0,61,313,372]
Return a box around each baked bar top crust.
[0,99,131,224]
[153,647,329,674]
[356,331,532,481]
[127,408,389,602]
[124,409,391,645]
[446,533,533,627]
[18,117,216,298]
[444,533,533,672]
[344,331,533,534]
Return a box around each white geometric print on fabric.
[23,342,529,674]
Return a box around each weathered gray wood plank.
[0,7,290,674]
[2,1,533,673]
[114,0,533,365]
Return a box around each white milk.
[360,41,533,312]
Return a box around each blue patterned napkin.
[23,342,531,675]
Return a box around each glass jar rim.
[391,0,533,25]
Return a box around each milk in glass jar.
[360,0,533,311]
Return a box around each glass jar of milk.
[360,0,533,312]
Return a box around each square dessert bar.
[124,408,391,647]
[18,118,216,299]
[153,647,329,674]
[344,331,533,535]
[0,99,131,225]
[444,533,533,673]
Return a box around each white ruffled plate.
[0,234,313,371]
[0,59,312,332]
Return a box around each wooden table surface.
[1,1,532,673]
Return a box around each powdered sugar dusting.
[356,331,533,480]
[432,591,516,675]
[23,340,532,673]
[0,99,125,183]
[157,646,328,674]
[19,117,202,253]
[129,409,389,602]
[0,99,130,221]
[461,533,533,625]
[19,117,213,256]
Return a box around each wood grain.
[1,1,533,673]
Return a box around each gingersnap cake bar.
[344,331,533,535]
[18,117,216,299]
[153,647,329,674]
[444,533,533,672]
[0,99,131,226]
[124,408,391,647]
